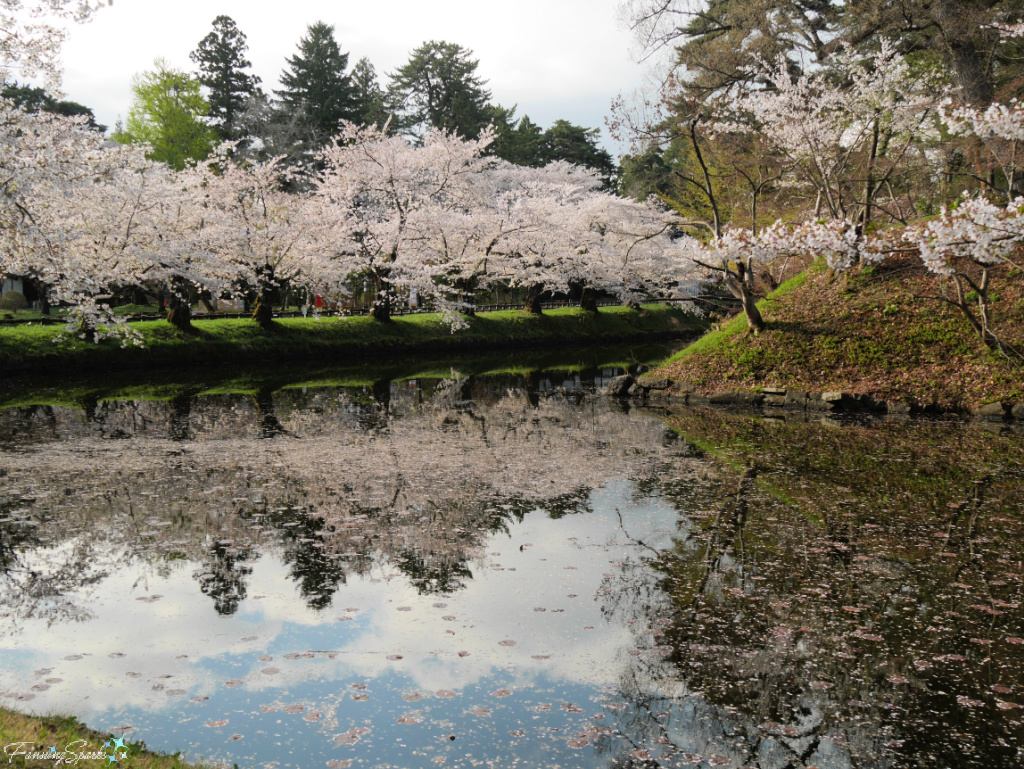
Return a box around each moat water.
[1,348,1022,768]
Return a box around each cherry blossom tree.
[679,218,864,334]
[568,189,686,310]
[0,104,164,341]
[36,149,171,340]
[898,196,1024,361]
[941,98,1024,196]
[735,41,942,228]
[0,1,108,91]
[680,228,768,333]
[479,161,589,313]
[311,128,698,327]
[185,152,325,330]
[310,123,495,323]
[0,0,131,337]
[477,160,634,314]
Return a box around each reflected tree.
[0,498,108,629]
[253,386,287,439]
[394,546,474,594]
[193,540,256,616]
[168,389,199,441]
[263,507,345,611]
[593,411,1024,768]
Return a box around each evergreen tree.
[275,21,356,143]
[626,0,1024,107]
[484,106,546,166]
[0,81,104,131]
[386,40,492,139]
[234,92,319,171]
[482,106,613,180]
[481,103,520,161]
[190,15,262,140]
[349,56,387,128]
[510,115,545,165]
[540,120,616,187]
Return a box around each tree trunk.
[29,278,50,315]
[454,278,477,317]
[737,287,765,334]
[579,288,599,313]
[722,261,764,334]
[950,271,1023,363]
[461,284,476,317]
[198,293,216,313]
[252,265,277,330]
[166,281,193,332]
[523,283,544,315]
[371,275,392,322]
[861,118,880,241]
[687,119,722,238]
[931,0,994,106]
[252,292,274,330]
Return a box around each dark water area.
[0,351,1022,768]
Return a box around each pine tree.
[275,21,356,143]
[349,57,387,128]
[484,106,547,166]
[540,120,616,188]
[190,15,262,140]
[1,81,104,131]
[386,41,492,139]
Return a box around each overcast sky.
[56,0,646,155]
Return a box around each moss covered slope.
[655,257,1024,411]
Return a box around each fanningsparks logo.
[103,737,129,764]
[3,736,127,764]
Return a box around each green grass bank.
[0,707,212,768]
[649,257,1024,412]
[0,304,705,377]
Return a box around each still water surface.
[1,355,1022,768]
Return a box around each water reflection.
[0,372,1022,768]
[194,539,256,617]
[598,409,1024,768]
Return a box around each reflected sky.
[1,482,683,768]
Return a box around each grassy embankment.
[0,304,704,376]
[0,708,213,768]
[651,257,1024,411]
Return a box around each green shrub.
[0,290,27,311]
